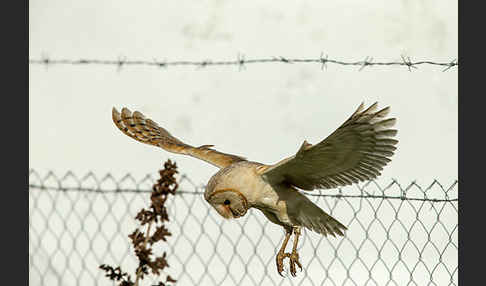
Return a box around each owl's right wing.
[112,107,246,169]
[259,102,397,190]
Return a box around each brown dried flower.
[100,159,178,286]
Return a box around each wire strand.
[29,55,458,71]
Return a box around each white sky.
[29,0,457,285]
[30,0,457,187]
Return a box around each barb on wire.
[401,55,418,72]
[116,56,127,72]
[442,58,458,72]
[237,52,246,71]
[29,54,459,71]
[319,52,329,70]
[275,56,293,64]
[152,57,167,69]
[358,56,373,71]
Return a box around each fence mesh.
[29,169,458,286]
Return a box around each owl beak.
[213,204,246,219]
[226,205,247,218]
[226,205,241,218]
[214,204,233,219]
[227,206,240,218]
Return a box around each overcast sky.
[29,1,457,284]
[30,0,457,187]
[29,0,458,187]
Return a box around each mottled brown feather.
[112,107,246,168]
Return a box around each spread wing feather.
[261,102,398,190]
[112,107,246,168]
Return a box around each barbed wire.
[29,54,458,72]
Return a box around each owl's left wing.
[260,102,397,190]
[112,107,246,168]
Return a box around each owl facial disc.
[207,189,248,219]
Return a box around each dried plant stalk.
[100,159,178,286]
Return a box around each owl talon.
[276,251,287,276]
[289,251,302,277]
[276,251,302,277]
[276,228,293,276]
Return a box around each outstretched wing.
[112,107,246,168]
[260,102,398,190]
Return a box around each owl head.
[206,188,248,219]
[204,164,253,219]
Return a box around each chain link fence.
[29,169,458,286]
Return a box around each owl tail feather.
[294,197,347,237]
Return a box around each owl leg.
[288,227,303,277]
[275,226,292,276]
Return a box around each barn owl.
[112,102,397,277]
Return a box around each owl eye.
[223,199,231,205]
